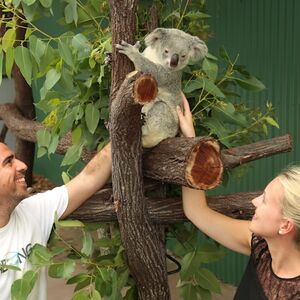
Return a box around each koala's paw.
[116,40,140,59]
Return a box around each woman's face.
[249,177,285,237]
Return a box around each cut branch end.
[133,74,158,104]
[186,140,223,189]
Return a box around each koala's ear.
[145,28,166,47]
[190,37,208,61]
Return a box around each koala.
[116,28,208,148]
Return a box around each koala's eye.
[164,49,169,54]
[181,55,186,58]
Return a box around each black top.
[234,235,300,300]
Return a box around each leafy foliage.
[0,0,280,299]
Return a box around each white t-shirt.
[0,186,68,300]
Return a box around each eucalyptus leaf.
[67,273,90,285]
[14,46,32,85]
[195,268,221,294]
[58,40,74,68]
[2,28,16,52]
[0,50,3,86]
[29,35,47,65]
[72,34,91,59]
[61,143,83,166]
[180,250,200,280]
[85,103,100,134]
[64,0,78,25]
[22,0,37,5]
[71,291,90,300]
[44,68,61,90]
[11,278,31,300]
[39,0,52,8]
[57,219,85,228]
[5,47,14,79]
[81,231,93,256]
[48,259,75,279]
[36,128,51,148]
[179,283,198,300]
[232,76,265,91]
[202,57,218,82]
[29,244,54,266]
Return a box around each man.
[0,142,112,299]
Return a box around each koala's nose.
[170,54,179,67]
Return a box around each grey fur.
[116,28,208,148]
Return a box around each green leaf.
[58,39,74,68]
[11,278,31,300]
[91,289,102,300]
[14,46,32,85]
[180,250,199,280]
[2,28,16,52]
[57,219,85,228]
[184,79,203,93]
[264,116,279,128]
[196,243,226,263]
[48,259,75,279]
[29,244,54,266]
[39,0,52,8]
[72,125,82,144]
[179,283,198,300]
[212,102,248,127]
[202,118,231,147]
[61,171,70,184]
[0,49,3,86]
[22,0,37,5]
[72,34,91,59]
[196,286,212,300]
[44,68,61,90]
[71,291,90,300]
[195,268,221,294]
[13,0,22,6]
[36,128,52,148]
[29,35,47,65]
[232,76,266,91]
[5,47,14,79]
[85,103,100,134]
[202,58,218,82]
[23,270,38,291]
[67,273,90,285]
[65,0,78,25]
[81,231,93,256]
[61,143,83,166]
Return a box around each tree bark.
[69,188,259,223]
[12,16,36,185]
[222,134,292,169]
[110,71,170,299]
[143,136,223,189]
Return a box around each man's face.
[0,143,28,205]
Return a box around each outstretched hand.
[176,92,196,138]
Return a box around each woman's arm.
[177,94,252,255]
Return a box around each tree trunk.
[69,188,259,223]
[13,16,35,185]
[110,71,170,299]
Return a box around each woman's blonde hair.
[278,166,300,244]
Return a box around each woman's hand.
[176,92,196,138]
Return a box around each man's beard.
[13,188,29,205]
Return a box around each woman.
[176,94,300,299]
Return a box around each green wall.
[203,0,300,286]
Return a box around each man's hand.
[176,92,196,138]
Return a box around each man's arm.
[177,94,252,255]
[61,142,112,219]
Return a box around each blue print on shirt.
[0,243,32,274]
